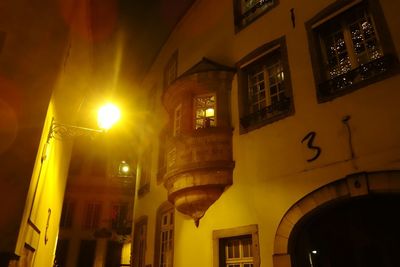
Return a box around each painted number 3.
[301,131,321,162]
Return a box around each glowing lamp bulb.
[97,103,121,130]
[121,165,130,174]
[119,161,130,176]
[205,108,215,117]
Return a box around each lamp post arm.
[48,119,104,141]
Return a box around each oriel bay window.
[237,37,293,133]
[307,0,399,101]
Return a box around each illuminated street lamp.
[118,160,132,177]
[97,103,121,130]
[48,102,121,140]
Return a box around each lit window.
[233,0,277,31]
[238,37,293,132]
[173,104,182,136]
[194,94,216,129]
[60,200,75,228]
[83,202,101,229]
[308,0,398,101]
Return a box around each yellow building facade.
[133,0,400,267]
[56,138,134,267]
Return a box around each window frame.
[193,93,217,130]
[154,202,175,267]
[164,50,179,88]
[83,201,102,230]
[233,0,279,32]
[306,0,399,102]
[173,104,182,136]
[237,36,294,134]
[110,202,129,230]
[157,128,168,184]
[60,199,75,228]
[213,225,260,267]
[223,235,254,267]
[133,216,148,267]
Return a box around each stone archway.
[272,171,400,267]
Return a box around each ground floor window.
[213,225,260,267]
[154,202,175,267]
[222,235,254,267]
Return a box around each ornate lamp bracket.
[47,118,104,142]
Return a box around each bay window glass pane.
[324,30,352,78]
[349,13,382,64]
[194,94,216,129]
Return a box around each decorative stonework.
[164,128,234,225]
[161,58,235,226]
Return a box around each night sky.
[118,0,195,84]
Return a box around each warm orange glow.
[205,108,215,118]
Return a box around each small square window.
[237,37,293,133]
[233,0,278,31]
[307,0,399,102]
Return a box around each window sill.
[317,54,399,102]
[240,97,293,134]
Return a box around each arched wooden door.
[272,171,400,267]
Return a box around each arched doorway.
[290,194,400,267]
[272,171,400,267]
